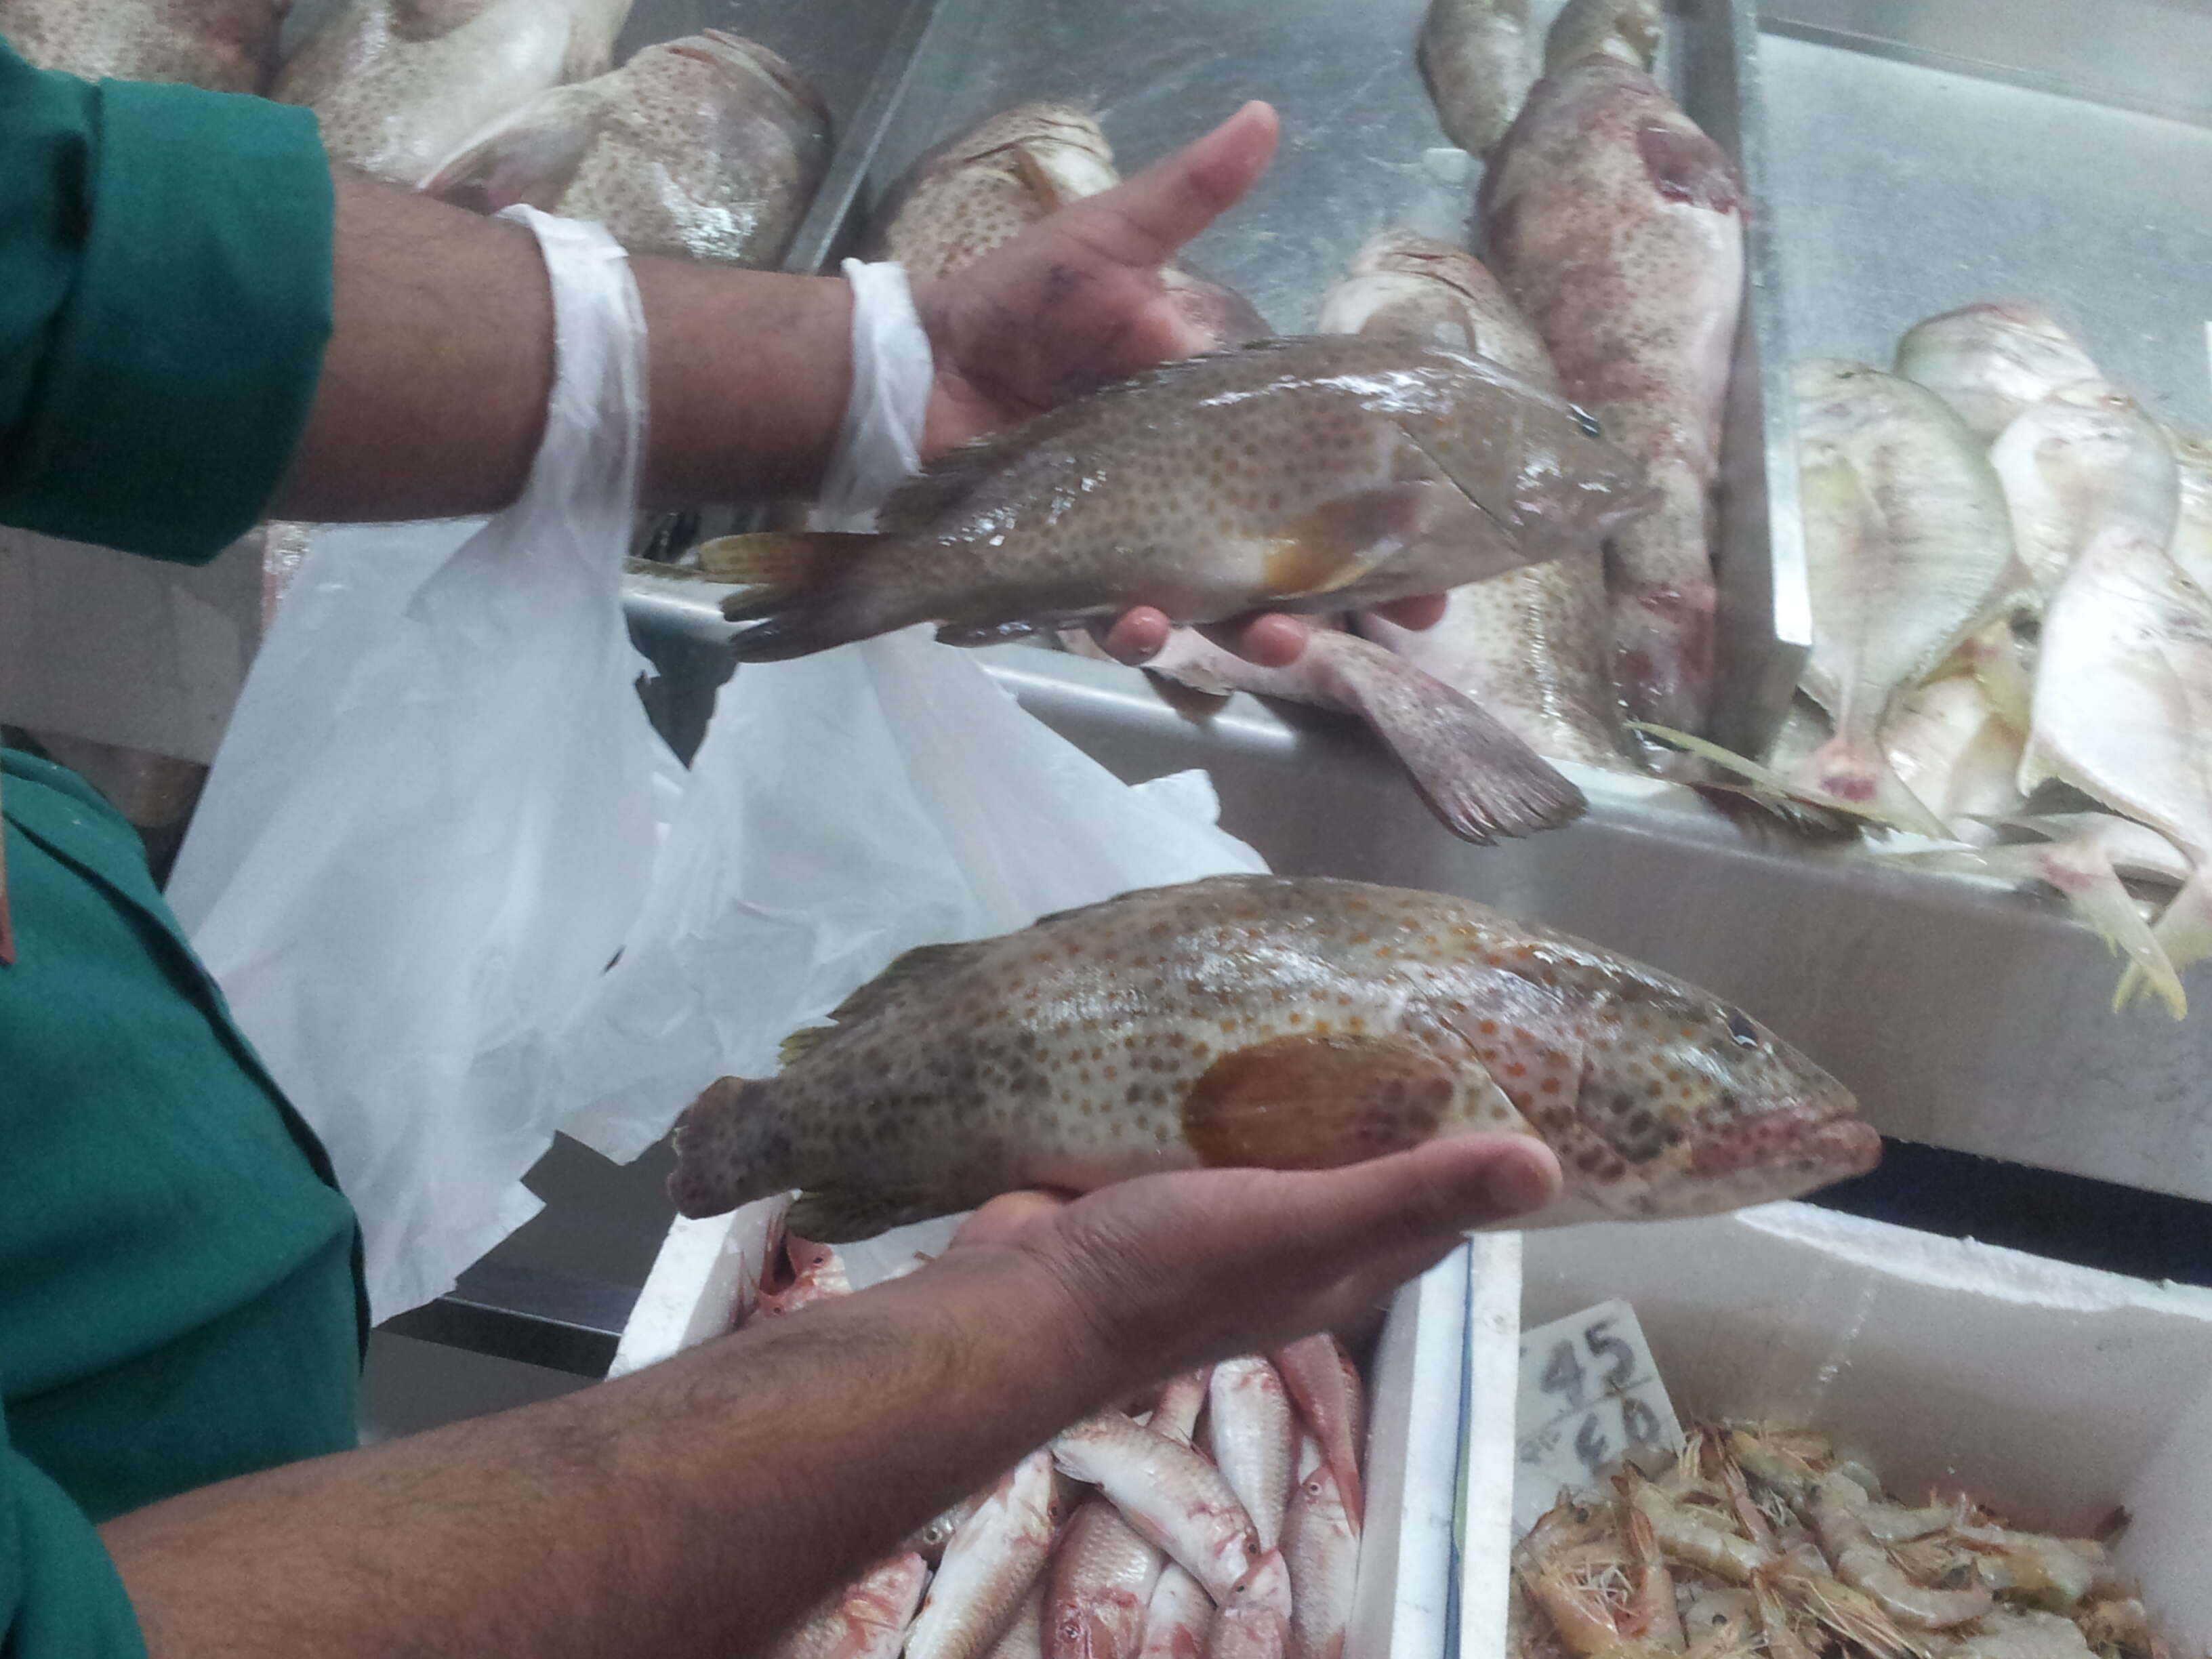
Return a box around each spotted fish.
[698,336,1655,661]
[668,875,1877,1238]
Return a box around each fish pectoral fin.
[1261,485,1436,598]
[422,94,602,213]
[786,1184,954,1244]
[778,1025,838,1067]
[1181,1034,1494,1170]
[702,531,874,603]
[1318,636,1584,844]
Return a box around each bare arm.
[272,105,1441,664]
[102,1134,1557,1659]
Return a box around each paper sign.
[1511,1298,1685,1534]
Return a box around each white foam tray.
[1459,1204,2212,1659]
[615,1200,1481,1659]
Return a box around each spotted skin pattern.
[0,0,282,89]
[669,876,1876,1237]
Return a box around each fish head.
[1484,943,1879,1218]
[666,30,832,131]
[1162,260,1272,349]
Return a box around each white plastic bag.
[167,210,673,1322]
[548,261,1267,1160]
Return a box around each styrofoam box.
[1457,1203,2212,1659]
[614,1201,1490,1659]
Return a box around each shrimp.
[1862,1498,1963,1544]
[1780,1572,1933,1659]
[1622,1509,1685,1652]
[1678,1587,1757,1659]
[1719,1463,1776,1553]
[1954,1525,2098,1607]
[1751,1574,1824,1659]
[2078,1599,2171,1659]
[1952,1611,2099,1659]
[1726,1429,1823,1507]
[1629,1481,1772,1584]
[1809,1474,1994,1629]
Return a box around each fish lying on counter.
[1481,56,1746,738]
[1543,0,1664,73]
[1893,303,2106,444]
[668,874,1877,1238]
[743,1214,1371,1659]
[1418,0,1536,157]
[1324,232,1642,775]
[0,0,283,89]
[698,335,1654,663]
[421,30,830,268]
[1988,382,2177,603]
[274,0,636,186]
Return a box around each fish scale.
[0,0,281,89]
[668,875,1875,1239]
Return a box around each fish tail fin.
[667,1076,794,1219]
[2120,865,2212,1019]
[701,531,882,660]
[1803,735,1952,840]
[1319,634,1584,844]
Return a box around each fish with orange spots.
[696,335,1655,661]
[667,875,1877,1237]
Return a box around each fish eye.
[1570,405,1603,438]
[1724,1009,1760,1048]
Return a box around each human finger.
[1368,594,1449,632]
[1196,611,1309,668]
[1049,102,1279,272]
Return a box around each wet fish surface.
[909,1450,1062,1659]
[770,1553,931,1659]
[0,0,283,89]
[421,31,829,267]
[668,874,1877,1238]
[1418,0,1536,157]
[1483,57,1746,735]
[1988,383,2177,599]
[2167,428,2212,594]
[1282,1441,1358,1659]
[1047,1498,1163,1659]
[700,336,1652,662]
[1790,361,2019,831]
[275,0,635,185]
[1544,0,1664,73]
[1892,303,2105,443]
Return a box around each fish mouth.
[1685,1107,1882,1189]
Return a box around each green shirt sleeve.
[0,40,333,564]
[0,1416,148,1659]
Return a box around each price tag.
[1511,1298,1684,1536]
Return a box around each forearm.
[102,1247,1120,1659]
[270,169,853,524]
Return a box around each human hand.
[908,102,1448,670]
[941,1134,1559,1389]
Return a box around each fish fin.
[934,617,1055,648]
[1319,636,1584,842]
[1009,145,1077,211]
[701,531,872,598]
[2121,865,2212,1019]
[1181,1035,1469,1170]
[786,1183,953,1244]
[1261,485,1435,598]
[703,532,884,660]
[419,94,601,214]
[1803,735,1952,839]
[778,1025,838,1067]
[667,1077,789,1219]
[2015,732,2062,797]
[1635,724,1915,836]
[825,940,985,1027]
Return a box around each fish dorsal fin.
[823,940,983,1029]
[778,1025,838,1068]
[787,1183,954,1244]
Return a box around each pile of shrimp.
[1510,1422,2179,1659]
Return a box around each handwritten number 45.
[1537,1316,1639,1408]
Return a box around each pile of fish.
[1667,306,2212,1018]
[1512,1420,2171,1659]
[751,1225,1368,1659]
[665,874,1878,1237]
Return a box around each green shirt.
[0,39,359,1659]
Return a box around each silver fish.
[771,1553,932,1659]
[1419,0,1536,157]
[1482,58,1745,735]
[1893,304,2105,445]
[1880,672,2026,838]
[1988,383,2177,598]
[419,31,829,268]
[2168,428,2212,595]
[1063,623,1586,846]
[1322,234,1636,773]
[1270,1337,1364,1534]
[1791,361,2019,833]
[988,1583,1048,1659]
[0,0,282,89]
[701,337,1653,661]
[1048,1499,1164,1659]
[1050,1414,1290,1614]
[667,874,1878,1238]
[909,1450,1062,1659]
[2020,531,2212,1015]
[274,0,634,186]
[1208,1358,1297,1554]
[1146,1371,1210,1450]
[1283,1439,1359,1659]
[1206,1606,1292,1659]
[1544,0,1664,73]
[1134,1566,1212,1659]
